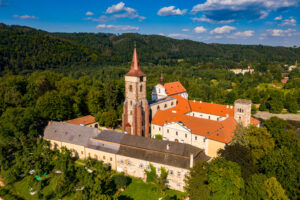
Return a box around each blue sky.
[1,0,300,46]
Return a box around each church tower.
[122,47,150,137]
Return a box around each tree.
[96,109,119,128]
[244,173,268,200]
[218,144,257,179]
[208,158,244,200]
[184,161,210,200]
[260,147,299,199]
[158,167,169,193]
[285,92,299,113]
[266,91,284,113]
[144,163,157,183]
[264,177,289,200]
[113,173,130,190]
[264,117,288,140]
[35,90,72,121]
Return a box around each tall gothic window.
[140,85,142,92]
[129,85,133,92]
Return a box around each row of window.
[129,85,143,92]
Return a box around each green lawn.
[118,178,186,200]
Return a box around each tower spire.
[125,46,145,77]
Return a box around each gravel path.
[254,111,300,121]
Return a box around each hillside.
[0,23,300,73]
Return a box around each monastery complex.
[44,48,260,191]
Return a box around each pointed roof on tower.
[125,47,145,77]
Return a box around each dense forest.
[1,23,300,74]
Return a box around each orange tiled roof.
[164,81,186,96]
[189,100,234,117]
[66,115,96,126]
[152,109,236,143]
[171,95,191,114]
[251,117,260,126]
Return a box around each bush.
[155,134,163,140]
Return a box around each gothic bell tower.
[122,47,150,137]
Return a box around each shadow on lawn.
[118,195,134,200]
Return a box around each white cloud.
[279,17,296,26]
[85,11,94,16]
[157,6,187,16]
[234,30,254,37]
[182,29,189,32]
[267,29,296,36]
[215,35,223,39]
[210,26,236,34]
[96,24,139,31]
[102,2,145,21]
[194,26,207,33]
[158,33,165,36]
[168,33,190,39]
[86,16,108,23]
[13,14,39,20]
[191,0,299,22]
[192,16,235,24]
[274,15,282,20]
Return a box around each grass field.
[118,178,186,200]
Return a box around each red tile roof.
[66,115,96,126]
[125,48,145,77]
[281,77,289,84]
[152,109,237,143]
[189,100,234,117]
[151,94,260,143]
[164,81,186,96]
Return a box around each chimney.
[190,154,194,168]
[230,106,233,109]
[193,100,196,103]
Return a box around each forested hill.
[1,23,300,73]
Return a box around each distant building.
[281,77,289,84]
[44,121,209,191]
[288,60,298,71]
[66,115,98,129]
[230,66,254,75]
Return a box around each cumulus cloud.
[157,6,187,16]
[194,26,207,33]
[168,33,190,39]
[191,0,299,22]
[85,11,94,16]
[274,15,282,20]
[13,14,39,20]
[228,30,254,39]
[182,29,189,32]
[279,17,296,26]
[96,24,139,31]
[88,2,145,22]
[192,15,235,24]
[210,26,236,34]
[267,29,296,36]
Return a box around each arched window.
[130,101,132,106]
[157,105,160,110]
[164,104,167,108]
[140,85,143,92]
[129,85,133,92]
[171,102,174,106]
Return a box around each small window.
[153,126,155,130]
[176,132,178,136]
[159,127,161,131]
[121,160,124,164]
[164,104,167,108]
[170,170,173,175]
[103,156,106,160]
[81,151,84,155]
[95,124,98,128]
[140,85,143,92]
[177,172,181,177]
[208,116,211,120]
[110,157,112,161]
[88,153,91,157]
[193,113,195,117]
[167,129,169,133]
[157,105,160,110]
[185,134,187,138]
[195,136,197,140]
[94,155,98,160]
[140,77,143,82]
[130,101,132,106]
[157,167,160,172]
[171,102,174,106]
[129,85,133,92]
[147,165,150,170]
[177,183,181,187]
[128,161,130,165]
[139,164,143,168]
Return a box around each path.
[254,111,300,121]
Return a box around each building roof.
[251,117,260,126]
[171,95,191,114]
[152,109,237,143]
[66,115,96,126]
[149,96,175,106]
[44,121,100,146]
[164,81,186,96]
[235,99,252,104]
[44,122,209,169]
[125,48,145,77]
[189,100,234,117]
[281,77,289,84]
